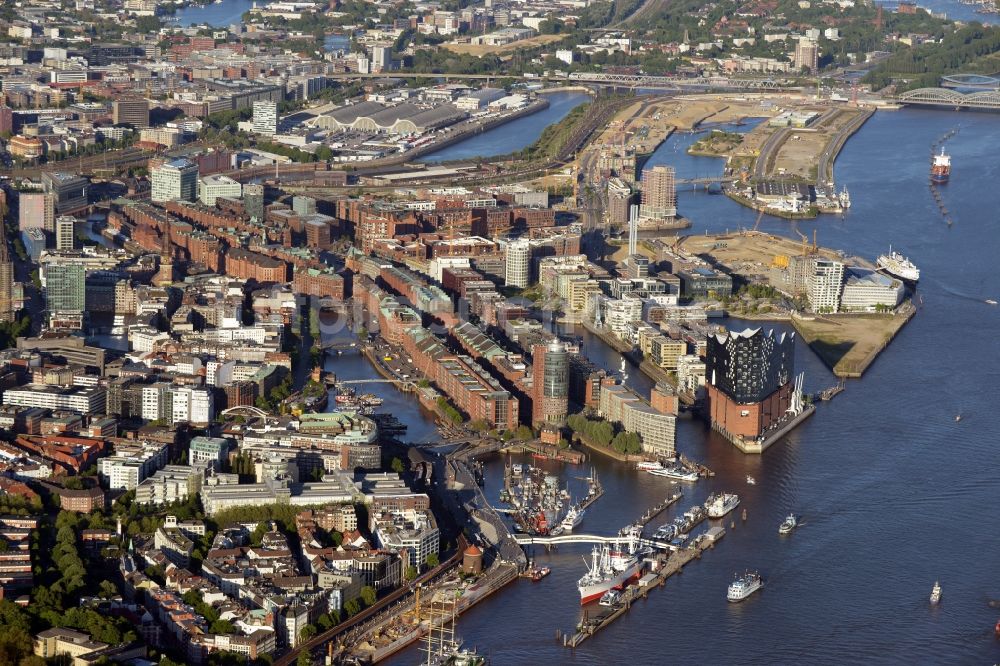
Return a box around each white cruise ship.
[877,247,920,282]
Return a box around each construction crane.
[751,208,764,233]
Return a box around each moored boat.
[599,589,622,607]
[561,505,585,532]
[577,539,646,605]
[705,493,741,519]
[877,246,920,282]
[647,462,699,482]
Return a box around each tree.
[0,624,34,665]
[343,599,361,617]
[297,651,312,666]
[250,521,269,546]
[360,586,376,607]
[299,624,317,642]
[425,553,440,568]
[390,457,405,474]
[404,565,418,581]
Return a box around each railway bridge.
[894,87,1000,111]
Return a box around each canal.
[416,91,592,163]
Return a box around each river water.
[416,91,592,163]
[313,105,1000,665]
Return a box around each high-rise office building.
[794,38,819,72]
[45,263,86,314]
[705,328,795,444]
[372,46,392,71]
[244,184,265,220]
[639,165,677,220]
[505,240,530,288]
[0,105,12,136]
[531,341,569,425]
[252,100,277,136]
[198,174,242,206]
[112,98,149,128]
[0,224,12,322]
[607,177,634,227]
[41,172,88,215]
[151,158,198,203]
[292,195,316,216]
[18,192,55,232]
[808,259,844,313]
[55,216,75,250]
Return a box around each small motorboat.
[955,414,962,422]
[986,299,997,306]
[930,581,942,605]
[599,589,622,607]
[746,475,756,485]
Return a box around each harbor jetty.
[636,493,683,527]
[563,527,727,649]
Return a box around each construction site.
[674,230,915,378]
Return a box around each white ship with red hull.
[577,539,646,605]
[931,146,951,183]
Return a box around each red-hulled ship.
[931,147,951,183]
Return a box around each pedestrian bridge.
[514,533,677,551]
[895,87,1000,110]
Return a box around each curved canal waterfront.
[416,91,592,163]
[338,106,1000,665]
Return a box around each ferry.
[561,505,585,532]
[931,146,951,183]
[705,493,740,519]
[877,247,920,282]
[647,463,699,482]
[778,513,798,535]
[727,571,764,602]
[577,540,646,605]
[636,461,664,472]
[930,581,942,605]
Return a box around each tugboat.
[778,513,797,535]
[727,571,764,602]
[930,581,942,605]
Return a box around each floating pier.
[636,493,683,527]
[564,529,727,648]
